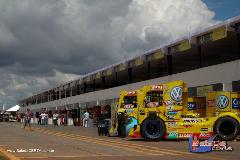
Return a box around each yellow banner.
[179,40,191,52]
[197,85,213,97]
[86,76,91,82]
[106,69,113,76]
[153,50,164,59]
[135,57,143,66]
[119,64,126,71]
[96,73,101,79]
[211,27,227,41]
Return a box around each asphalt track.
[0,122,239,160]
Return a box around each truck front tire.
[213,116,240,141]
[141,119,165,141]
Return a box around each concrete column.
[59,91,61,99]
[167,55,172,75]
[77,85,80,95]
[70,87,73,97]
[198,45,202,68]
[147,62,151,79]
[38,96,40,103]
[237,33,240,58]
[83,83,86,93]
[93,79,96,91]
[101,77,105,89]
[223,82,232,92]
[115,72,118,86]
[128,68,132,83]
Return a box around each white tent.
[6,105,20,112]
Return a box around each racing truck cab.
[109,90,140,137]
[128,80,240,141]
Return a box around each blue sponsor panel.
[188,102,197,110]
[232,98,240,109]
[167,111,178,115]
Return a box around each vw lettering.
[170,86,182,102]
[216,95,229,109]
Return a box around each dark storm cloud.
[0,0,216,106]
[0,0,133,76]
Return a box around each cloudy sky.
[0,0,239,108]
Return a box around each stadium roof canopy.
[21,15,240,101]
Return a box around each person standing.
[83,111,89,127]
[64,113,67,126]
[24,108,32,129]
[40,112,45,125]
[37,113,41,125]
[53,111,58,126]
[59,114,62,125]
[45,112,48,125]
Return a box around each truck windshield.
[121,96,137,109]
[145,91,163,108]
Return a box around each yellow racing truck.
[127,80,240,141]
[109,90,140,137]
[108,83,205,137]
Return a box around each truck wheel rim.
[146,122,160,135]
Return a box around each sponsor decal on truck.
[179,133,192,138]
[170,86,182,102]
[232,98,240,109]
[192,133,213,139]
[216,95,229,109]
[168,131,178,139]
[188,102,197,110]
[167,111,178,115]
[168,122,177,127]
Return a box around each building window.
[188,83,223,97]
[233,80,240,91]
[171,45,200,74]
[201,32,239,67]
[147,55,168,79]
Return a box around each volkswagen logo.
[216,95,229,109]
[170,86,182,102]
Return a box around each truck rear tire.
[213,117,240,141]
[141,119,165,141]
